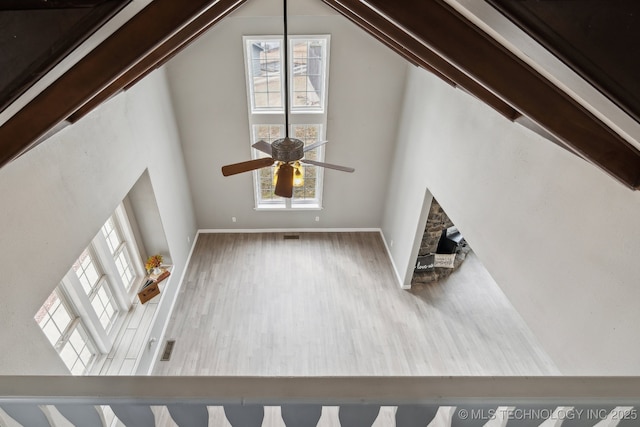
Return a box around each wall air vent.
[160,339,176,361]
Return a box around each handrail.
[1,376,640,404]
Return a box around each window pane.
[51,302,72,329]
[69,327,85,351]
[253,125,286,206]
[60,324,96,375]
[59,342,79,371]
[101,216,122,255]
[35,288,74,346]
[291,39,325,110]
[115,248,135,288]
[79,346,93,365]
[291,125,321,203]
[73,249,100,294]
[248,40,282,111]
[41,319,62,346]
[90,283,118,332]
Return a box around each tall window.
[73,248,118,333]
[244,35,330,209]
[35,202,144,375]
[102,214,136,290]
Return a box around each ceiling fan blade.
[303,140,328,152]
[252,140,273,156]
[274,163,294,198]
[221,158,274,176]
[301,159,355,173]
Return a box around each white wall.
[164,2,407,229]
[0,69,196,374]
[382,65,640,375]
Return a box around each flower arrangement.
[145,254,163,273]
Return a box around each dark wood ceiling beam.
[323,0,520,122]
[361,0,640,189]
[67,0,245,123]
[0,0,247,168]
[0,0,111,9]
[322,0,455,87]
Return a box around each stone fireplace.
[411,198,471,287]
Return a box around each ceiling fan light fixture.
[273,162,282,186]
[293,161,304,187]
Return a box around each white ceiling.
[164,0,410,229]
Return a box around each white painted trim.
[197,228,381,233]
[377,230,407,290]
[145,232,201,375]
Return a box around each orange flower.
[145,254,163,272]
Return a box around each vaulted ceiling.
[1,0,639,189]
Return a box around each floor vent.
[161,339,176,361]
[283,234,300,240]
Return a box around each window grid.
[72,245,121,335]
[102,217,120,255]
[253,125,285,205]
[291,39,326,111]
[102,216,136,289]
[35,287,97,375]
[248,40,283,111]
[90,280,118,332]
[292,124,322,202]
[73,249,100,296]
[35,202,144,376]
[114,246,135,288]
[59,322,96,375]
[244,35,329,209]
[34,288,73,347]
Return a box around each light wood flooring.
[93,295,158,376]
[151,232,558,376]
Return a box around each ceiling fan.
[221,0,354,198]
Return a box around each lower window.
[34,288,97,375]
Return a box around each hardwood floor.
[152,232,558,376]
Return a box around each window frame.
[101,208,141,292]
[35,201,145,375]
[243,34,331,210]
[34,286,99,375]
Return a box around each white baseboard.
[378,231,409,289]
[145,231,201,375]
[197,228,382,234]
